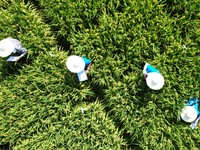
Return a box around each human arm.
[85,62,92,74]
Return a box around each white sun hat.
[66,55,85,73]
[181,106,198,123]
[146,72,164,90]
[0,38,15,57]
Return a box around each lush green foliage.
[0,0,200,149]
[0,1,123,149]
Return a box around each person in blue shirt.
[180,98,200,129]
[186,98,200,114]
[143,63,160,78]
[143,63,164,90]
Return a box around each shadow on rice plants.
[0,59,28,81]
[161,0,186,17]
[56,36,71,52]
[91,81,144,149]
[23,0,71,52]
[132,75,161,107]
[0,50,38,81]
[25,0,43,10]
[0,143,9,150]
[107,109,141,150]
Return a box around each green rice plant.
[37,0,200,148]
[0,49,94,103]
[103,72,199,149]
[67,0,183,87]
[0,0,199,149]
[0,0,56,56]
[0,0,57,81]
[36,0,107,49]
[36,0,135,50]
[162,0,200,40]
[163,0,200,19]
[0,51,97,149]
[0,96,125,149]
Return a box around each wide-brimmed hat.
[0,38,15,57]
[181,106,198,123]
[146,72,164,90]
[66,55,85,73]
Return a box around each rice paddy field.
[0,0,199,149]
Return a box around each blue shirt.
[82,57,91,68]
[186,98,200,115]
[146,64,160,74]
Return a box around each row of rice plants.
[0,1,124,149]
[35,0,200,149]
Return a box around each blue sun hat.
[143,63,164,90]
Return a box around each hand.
[14,56,21,65]
[86,70,89,74]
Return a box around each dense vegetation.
[0,0,199,149]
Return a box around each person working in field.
[143,63,164,90]
[0,37,28,62]
[180,98,200,129]
[66,55,92,82]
